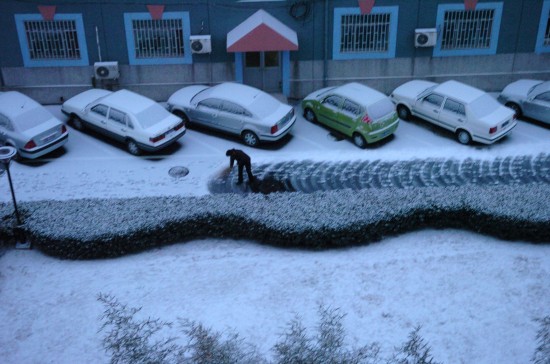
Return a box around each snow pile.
[1,183,548,259]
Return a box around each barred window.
[23,20,80,60]
[441,9,495,50]
[124,12,191,65]
[131,19,184,59]
[536,1,550,53]
[340,13,391,53]
[15,14,88,66]
[434,3,503,57]
[333,7,398,60]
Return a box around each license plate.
[42,133,58,144]
[502,121,509,128]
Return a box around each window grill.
[132,19,184,58]
[441,9,495,50]
[340,13,391,53]
[23,20,80,60]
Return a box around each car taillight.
[150,134,165,143]
[362,115,372,124]
[24,140,37,150]
[271,125,279,134]
[174,121,185,131]
[489,126,497,134]
[61,125,67,133]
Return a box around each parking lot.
[1,102,549,203]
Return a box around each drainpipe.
[323,0,329,87]
[0,68,5,90]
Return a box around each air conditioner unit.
[94,61,119,80]
[414,28,437,47]
[190,35,212,54]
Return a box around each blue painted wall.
[1,0,547,67]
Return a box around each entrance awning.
[227,9,298,52]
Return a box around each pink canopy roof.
[227,9,298,52]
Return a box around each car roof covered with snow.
[331,82,387,105]
[197,82,287,118]
[103,89,158,114]
[0,91,43,120]
[434,80,486,104]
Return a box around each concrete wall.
[2,51,549,104]
[1,62,236,104]
[289,53,550,100]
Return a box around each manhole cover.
[169,166,189,178]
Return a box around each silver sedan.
[0,91,68,160]
[498,79,550,124]
[166,82,296,147]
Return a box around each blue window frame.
[14,13,89,67]
[536,0,550,54]
[124,12,192,65]
[333,7,399,60]
[434,2,503,57]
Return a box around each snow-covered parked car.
[497,79,550,125]
[62,89,186,155]
[0,91,68,160]
[166,82,295,147]
[301,82,399,148]
[390,80,516,145]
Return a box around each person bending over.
[226,148,255,184]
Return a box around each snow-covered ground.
[0,103,549,363]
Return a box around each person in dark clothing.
[226,148,255,184]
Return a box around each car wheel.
[72,115,85,131]
[304,108,317,123]
[397,105,411,121]
[456,129,472,145]
[353,133,367,148]
[242,131,259,147]
[126,139,142,156]
[173,110,190,126]
[505,102,522,118]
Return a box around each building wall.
[0,0,549,104]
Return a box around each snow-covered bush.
[532,316,550,364]
[273,306,381,364]
[390,326,441,364]
[0,184,549,259]
[98,293,179,364]
[98,296,444,364]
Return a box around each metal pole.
[5,164,21,225]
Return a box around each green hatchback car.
[301,82,399,148]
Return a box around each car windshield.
[367,98,395,120]
[15,106,52,131]
[247,93,281,118]
[469,94,501,118]
[135,103,168,128]
[530,82,547,96]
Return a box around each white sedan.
[0,91,68,159]
[390,80,516,145]
[498,79,550,125]
[62,89,185,155]
[166,82,295,147]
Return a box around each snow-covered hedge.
[1,184,549,259]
